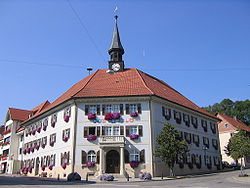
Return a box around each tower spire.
[108,14,125,72]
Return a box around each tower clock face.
[112,63,120,71]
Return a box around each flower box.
[130,134,139,140]
[43,125,47,131]
[51,122,56,128]
[104,113,113,120]
[61,163,67,169]
[28,167,32,173]
[88,113,96,120]
[112,113,120,120]
[41,165,46,171]
[129,161,140,168]
[29,131,32,135]
[49,165,53,170]
[87,135,97,141]
[37,127,41,133]
[63,137,69,142]
[30,147,35,153]
[32,129,36,135]
[23,167,28,174]
[26,148,31,154]
[50,141,55,147]
[23,148,27,155]
[86,161,95,168]
[41,144,46,149]
[64,115,70,122]
[2,129,11,135]
[35,145,40,150]
[130,112,138,117]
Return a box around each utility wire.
[66,0,106,62]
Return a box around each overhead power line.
[66,0,106,62]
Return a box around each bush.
[99,174,114,181]
[67,172,81,181]
[139,172,152,180]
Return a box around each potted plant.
[88,113,96,120]
[130,112,138,117]
[129,161,140,168]
[86,161,95,168]
[130,133,139,140]
[87,135,97,141]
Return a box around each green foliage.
[225,130,250,161]
[203,99,250,126]
[155,123,189,176]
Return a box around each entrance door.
[35,157,40,175]
[106,150,120,173]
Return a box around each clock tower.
[108,15,125,72]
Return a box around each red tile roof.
[22,68,217,123]
[16,126,25,133]
[9,108,32,121]
[217,113,250,132]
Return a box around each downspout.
[148,98,154,176]
[71,100,78,173]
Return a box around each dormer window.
[224,123,228,128]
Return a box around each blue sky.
[0,0,249,124]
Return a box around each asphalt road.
[0,169,250,188]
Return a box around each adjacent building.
[1,16,221,178]
[217,113,250,167]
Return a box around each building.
[217,113,250,167]
[2,16,221,178]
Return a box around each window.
[191,116,198,128]
[105,127,112,136]
[183,113,190,126]
[130,150,140,162]
[89,127,96,135]
[173,110,182,124]
[105,105,112,113]
[84,127,100,137]
[50,133,56,143]
[87,151,96,162]
[113,104,119,113]
[85,105,100,115]
[113,126,120,135]
[201,120,208,132]
[102,104,124,114]
[203,137,209,148]
[162,106,171,120]
[19,148,22,154]
[62,129,70,139]
[61,151,70,165]
[51,114,57,124]
[125,104,141,114]
[126,126,143,137]
[130,126,138,134]
[21,134,24,142]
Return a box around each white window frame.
[89,105,97,113]
[87,150,96,162]
[130,150,140,162]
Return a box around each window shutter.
[120,126,124,135]
[60,153,63,165]
[62,130,65,140]
[97,105,100,115]
[124,149,129,163]
[102,105,106,115]
[102,127,105,136]
[137,104,142,114]
[96,151,100,164]
[67,152,70,164]
[85,105,89,115]
[140,149,145,163]
[81,151,87,164]
[125,104,129,114]
[120,104,124,115]
[162,106,165,116]
[126,126,130,137]
[139,126,143,136]
[97,127,100,136]
[84,127,88,138]
[53,154,56,165]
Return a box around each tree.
[225,130,250,176]
[155,123,189,177]
[203,99,250,126]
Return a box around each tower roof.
[108,15,124,54]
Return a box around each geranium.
[51,121,56,128]
[23,148,27,155]
[86,161,95,168]
[88,113,96,120]
[23,167,28,174]
[130,112,138,117]
[41,143,46,148]
[104,113,113,120]
[130,133,139,140]
[26,148,31,154]
[35,145,40,150]
[50,141,55,147]
[41,165,46,171]
[28,167,32,173]
[37,127,42,133]
[49,165,53,170]
[43,125,47,131]
[61,163,67,169]
[64,115,70,122]
[129,161,140,168]
[30,147,35,153]
[63,137,69,142]
[112,113,120,119]
[87,135,97,141]
[32,129,36,135]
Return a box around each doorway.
[106,150,120,173]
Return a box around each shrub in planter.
[41,165,46,171]
[104,113,113,120]
[88,113,96,120]
[62,163,67,169]
[64,115,70,122]
[37,127,41,133]
[129,161,140,168]
[130,134,139,140]
[87,135,97,141]
[100,174,114,181]
[130,112,138,117]
[63,137,69,142]
[139,172,152,180]
[49,165,53,170]
[112,113,120,120]
[86,161,95,168]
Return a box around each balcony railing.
[99,136,125,145]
